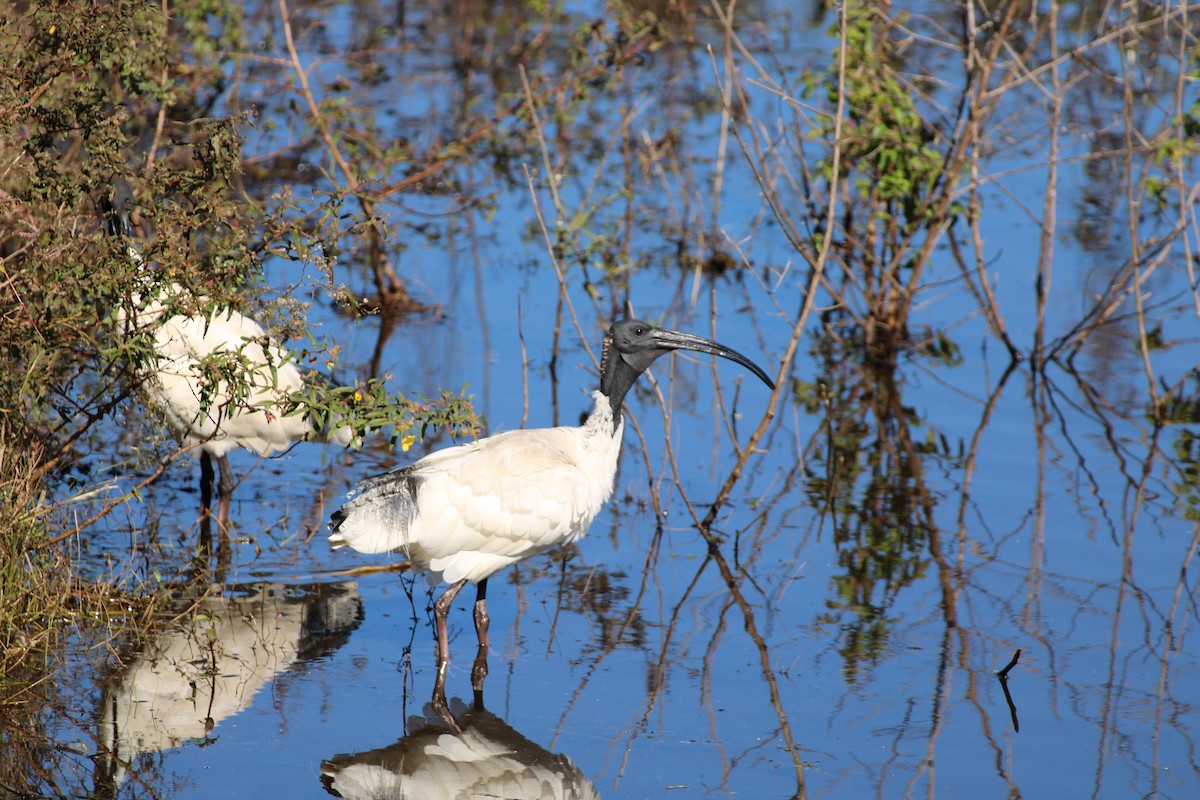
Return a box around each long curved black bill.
[651,327,775,390]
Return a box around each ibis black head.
[598,318,774,420]
[102,180,136,240]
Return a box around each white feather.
[119,284,352,458]
[330,392,622,584]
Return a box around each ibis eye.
[633,326,645,335]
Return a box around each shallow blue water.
[36,1,1200,798]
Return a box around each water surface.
[16,2,1200,798]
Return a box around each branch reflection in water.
[321,694,599,800]
[95,581,363,788]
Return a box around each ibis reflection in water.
[96,582,362,789]
[329,319,775,701]
[320,696,599,800]
[103,182,354,523]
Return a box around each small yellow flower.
[400,434,416,452]
[354,390,364,402]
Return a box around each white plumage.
[105,182,352,505]
[119,288,352,458]
[329,319,774,695]
[329,391,621,583]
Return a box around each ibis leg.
[471,578,490,695]
[433,578,469,707]
[472,644,489,703]
[216,455,235,497]
[433,578,469,662]
[197,453,216,572]
[473,578,490,650]
[200,452,215,513]
[214,455,233,538]
[197,453,232,577]
[199,452,233,537]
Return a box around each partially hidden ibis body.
[329,320,774,691]
[104,183,352,513]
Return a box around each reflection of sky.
[51,2,1200,798]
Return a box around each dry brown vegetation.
[0,11,1197,794]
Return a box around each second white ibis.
[103,182,353,515]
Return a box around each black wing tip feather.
[329,506,348,531]
[329,469,421,532]
[356,469,422,499]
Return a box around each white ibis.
[103,183,354,512]
[328,319,774,689]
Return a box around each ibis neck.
[597,334,640,435]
